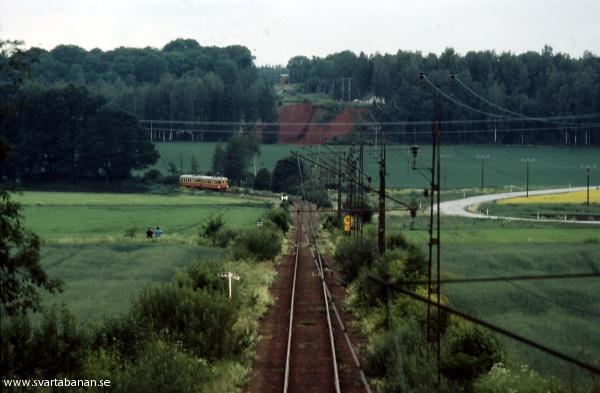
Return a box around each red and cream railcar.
[179,175,229,191]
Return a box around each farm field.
[16,191,273,321]
[479,189,600,219]
[153,142,600,190]
[498,189,600,204]
[386,216,600,379]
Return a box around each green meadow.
[153,142,599,190]
[387,216,600,379]
[15,191,274,321]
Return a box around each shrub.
[131,283,243,360]
[474,363,568,393]
[254,168,272,190]
[1,305,88,378]
[441,322,504,385]
[333,236,377,283]
[201,215,224,239]
[231,226,282,261]
[212,227,239,247]
[322,214,338,232]
[263,207,292,233]
[174,260,223,292]
[143,169,163,183]
[92,314,147,361]
[113,340,211,393]
[303,180,332,208]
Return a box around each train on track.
[179,174,229,191]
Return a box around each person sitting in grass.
[154,226,162,238]
[146,227,154,238]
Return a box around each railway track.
[247,202,371,393]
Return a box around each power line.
[143,124,600,135]
[139,112,600,127]
[370,275,600,375]
[451,75,579,127]
[420,74,512,119]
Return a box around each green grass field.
[152,142,600,190]
[16,191,273,321]
[385,216,600,379]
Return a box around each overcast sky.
[1,0,599,65]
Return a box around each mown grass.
[383,215,600,379]
[153,142,600,190]
[39,243,222,322]
[16,191,273,322]
[16,191,270,241]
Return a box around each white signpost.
[218,272,240,298]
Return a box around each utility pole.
[581,164,597,207]
[346,146,355,236]
[218,272,240,298]
[476,155,490,191]
[522,158,535,197]
[337,155,342,228]
[378,131,386,255]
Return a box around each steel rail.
[304,203,341,393]
[306,207,372,393]
[283,215,302,393]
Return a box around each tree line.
[284,47,600,146]
[18,38,277,135]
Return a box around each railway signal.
[218,272,240,298]
[343,215,352,233]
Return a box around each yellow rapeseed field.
[499,189,600,204]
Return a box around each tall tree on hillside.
[212,143,226,176]
[223,133,259,185]
[271,156,305,194]
[0,40,62,316]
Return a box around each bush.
[474,363,568,393]
[303,179,332,208]
[231,226,282,261]
[212,227,239,247]
[201,215,225,239]
[174,260,223,292]
[322,214,338,232]
[113,340,211,393]
[131,283,243,360]
[92,314,147,361]
[263,207,292,233]
[441,322,504,385]
[254,168,271,190]
[143,169,163,183]
[1,305,88,379]
[333,236,377,283]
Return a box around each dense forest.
[23,38,277,125]
[0,39,279,182]
[2,39,600,185]
[285,47,600,145]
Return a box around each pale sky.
[1,0,599,65]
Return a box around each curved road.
[439,186,600,225]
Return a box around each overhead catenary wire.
[370,275,600,375]
[139,112,600,127]
[451,75,579,127]
[420,74,516,119]
[143,124,600,136]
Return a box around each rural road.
[439,186,600,224]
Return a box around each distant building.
[280,73,290,84]
[355,93,386,105]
